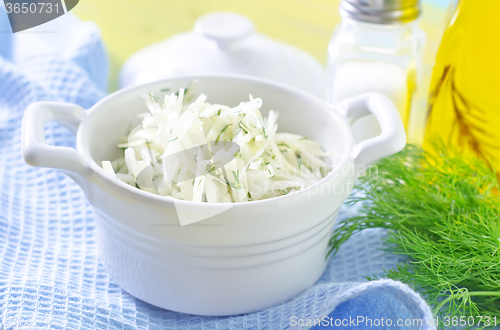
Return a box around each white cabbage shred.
[102,89,331,203]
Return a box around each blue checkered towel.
[0,7,434,330]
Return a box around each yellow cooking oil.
[424,0,500,169]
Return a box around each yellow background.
[73,0,450,141]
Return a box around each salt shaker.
[326,0,425,136]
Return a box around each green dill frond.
[329,144,500,326]
[216,124,232,142]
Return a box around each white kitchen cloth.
[0,7,435,330]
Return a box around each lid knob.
[194,12,255,49]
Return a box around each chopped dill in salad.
[102,88,331,203]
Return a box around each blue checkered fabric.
[0,8,434,330]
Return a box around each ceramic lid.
[119,12,325,96]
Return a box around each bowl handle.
[337,93,406,167]
[22,102,90,177]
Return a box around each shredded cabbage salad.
[102,89,331,203]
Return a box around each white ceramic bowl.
[21,75,405,316]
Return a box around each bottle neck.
[339,15,420,37]
[333,15,423,51]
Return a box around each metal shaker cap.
[340,0,421,24]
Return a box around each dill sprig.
[329,144,500,327]
[215,124,232,142]
[115,162,124,173]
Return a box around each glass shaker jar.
[326,0,425,138]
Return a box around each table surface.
[72,0,451,142]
